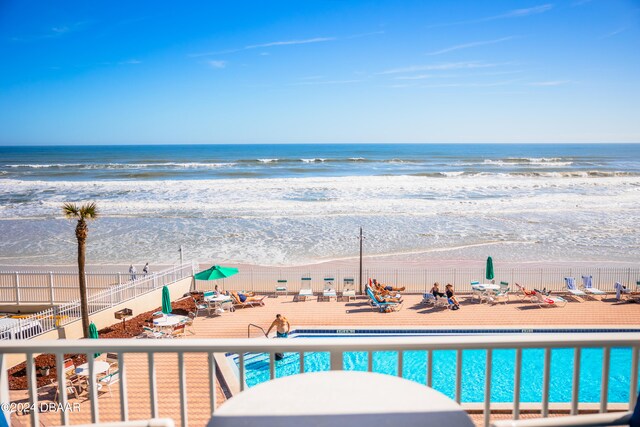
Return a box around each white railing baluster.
[119,352,128,421]
[55,353,69,425]
[300,352,305,373]
[367,351,373,372]
[148,352,158,418]
[330,351,343,370]
[398,350,403,377]
[514,348,522,420]
[601,347,611,413]
[88,354,99,423]
[484,349,492,427]
[269,352,275,380]
[630,346,639,411]
[456,349,462,403]
[239,353,245,391]
[209,352,217,414]
[26,353,39,427]
[571,347,581,415]
[178,352,188,427]
[542,348,551,417]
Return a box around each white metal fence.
[194,266,640,294]
[0,271,140,304]
[0,263,196,341]
[1,335,638,427]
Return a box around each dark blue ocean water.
[1,143,639,180]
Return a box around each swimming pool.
[230,329,640,403]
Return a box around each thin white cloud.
[208,60,227,69]
[290,79,361,86]
[379,61,502,75]
[246,37,335,49]
[10,20,91,42]
[189,31,382,58]
[427,36,517,56]
[427,4,554,28]
[421,79,520,88]
[601,27,627,39]
[527,80,571,86]
[119,59,142,65]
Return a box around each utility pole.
[359,227,363,295]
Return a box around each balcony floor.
[10,294,639,427]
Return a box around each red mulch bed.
[8,296,197,390]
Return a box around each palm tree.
[62,202,99,338]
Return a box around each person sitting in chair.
[431,282,445,300]
[373,279,406,293]
[231,291,263,304]
[445,284,461,310]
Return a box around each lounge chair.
[341,277,356,301]
[532,292,567,308]
[321,277,337,302]
[581,275,606,299]
[366,286,402,312]
[515,283,537,302]
[231,292,266,308]
[275,279,288,297]
[614,282,631,302]
[422,293,450,309]
[564,277,587,300]
[296,277,313,302]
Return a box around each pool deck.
[9,294,640,427]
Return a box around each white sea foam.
[300,158,327,163]
[257,158,278,163]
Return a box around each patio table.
[207,371,474,427]
[153,314,187,328]
[204,294,232,315]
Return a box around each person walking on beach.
[142,262,149,275]
[129,264,137,280]
[266,314,290,338]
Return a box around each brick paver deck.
[10,294,640,426]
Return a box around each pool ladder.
[248,323,268,338]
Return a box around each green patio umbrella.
[485,256,495,281]
[161,285,172,315]
[194,265,239,281]
[89,322,100,357]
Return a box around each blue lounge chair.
[366,286,402,313]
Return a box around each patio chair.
[140,326,168,339]
[192,296,209,318]
[275,279,288,297]
[422,293,450,309]
[366,286,402,313]
[295,277,313,302]
[104,353,119,373]
[492,281,510,304]
[98,371,119,397]
[180,312,196,335]
[170,324,186,338]
[564,277,587,299]
[321,277,337,302]
[52,359,82,402]
[470,281,484,303]
[581,275,606,299]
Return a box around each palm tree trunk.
[77,230,90,338]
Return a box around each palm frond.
[79,202,99,220]
[62,202,80,218]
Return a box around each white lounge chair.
[341,277,356,301]
[321,277,337,301]
[492,281,510,304]
[581,275,606,299]
[275,279,288,297]
[564,277,587,299]
[614,282,631,302]
[532,292,567,308]
[422,293,450,309]
[296,277,313,301]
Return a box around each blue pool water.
[233,334,639,403]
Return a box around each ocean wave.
[300,158,327,163]
[481,157,573,167]
[4,162,237,169]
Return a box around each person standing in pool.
[266,314,290,338]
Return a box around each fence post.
[628,268,632,287]
[118,272,122,284]
[395,269,398,287]
[539,269,543,288]
[251,270,254,292]
[49,272,55,304]
[14,273,20,304]
[597,268,601,289]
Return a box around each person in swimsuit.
[431,282,445,299]
[230,291,262,303]
[373,279,405,293]
[445,284,460,310]
[267,314,291,338]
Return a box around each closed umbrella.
[194,265,239,281]
[161,285,172,315]
[486,256,495,281]
[89,322,100,357]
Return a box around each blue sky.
[0,0,638,145]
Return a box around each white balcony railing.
[1,334,638,427]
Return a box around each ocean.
[1,143,639,266]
